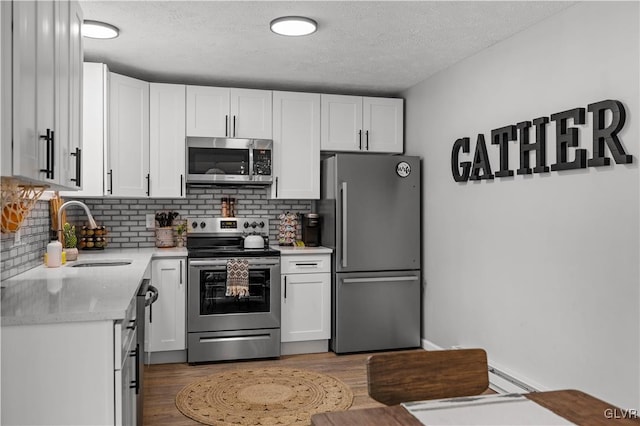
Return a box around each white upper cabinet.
[185,86,229,137]
[363,97,404,153]
[320,94,403,153]
[60,62,107,198]
[186,86,272,139]
[10,0,83,188]
[150,83,186,198]
[230,88,272,139]
[320,94,362,152]
[55,0,83,189]
[108,72,150,197]
[271,91,320,200]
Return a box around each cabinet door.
[271,91,320,199]
[186,85,229,137]
[66,1,83,187]
[148,258,186,352]
[54,0,71,186]
[12,0,55,183]
[108,72,149,197]
[320,94,362,152]
[62,62,106,197]
[230,88,272,139]
[363,97,404,153]
[150,83,186,198]
[1,1,11,176]
[281,273,331,342]
[54,0,83,189]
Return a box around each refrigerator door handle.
[341,181,348,268]
[343,276,419,284]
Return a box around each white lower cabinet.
[280,253,331,353]
[1,305,137,425]
[146,257,186,354]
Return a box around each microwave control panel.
[253,149,272,176]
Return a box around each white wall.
[403,1,639,408]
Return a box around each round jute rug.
[175,367,354,425]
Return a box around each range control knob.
[243,222,250,229]
[200,222,206,229]
[251,221,258,228]
[191,221,198,229]
[259,221,265,228]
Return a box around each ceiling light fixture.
[270,16,317,37]
[82,20,119,39]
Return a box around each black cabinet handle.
[275,177,279,198]
[50,130,55,179]
[179,260,183,284]
[233,115,237,137]
[358,129,362,150]
[126,319,136,330]
[365,130,369,150]
[146,173,150,196]
[225,115,229,137]
[284,275,287,299]
[132,344,140,394]
[39,129,53,179]
[180,174,183,197]
[70,148,81,187]
[107,169,113,194]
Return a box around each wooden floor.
[142,350,416,425]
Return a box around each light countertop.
[1,247,187,327]
[271,245,333,255]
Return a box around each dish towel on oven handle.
[226,258,250,297]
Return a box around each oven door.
[187,257,280,332]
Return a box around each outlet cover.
[146,214,155,229]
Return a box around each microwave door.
[186,137,273,184]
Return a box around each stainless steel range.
[186,216,281,363]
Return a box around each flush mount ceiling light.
[82,20,119,39]
[270,16,317,37]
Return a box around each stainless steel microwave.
[186,137,273,185]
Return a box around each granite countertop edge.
[1,247,187,327]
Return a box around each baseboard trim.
[421,339,541,394]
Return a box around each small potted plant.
[62,222,78,261]
[175,222,187,248]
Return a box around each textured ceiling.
[80,1,573,97]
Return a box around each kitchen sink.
[70,259,133,268]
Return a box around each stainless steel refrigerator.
[318,153,421,354]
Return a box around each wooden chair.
[366,348,489,406]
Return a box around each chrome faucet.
[57,201,98,240]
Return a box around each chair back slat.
[366,349,489,406]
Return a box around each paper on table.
[402,393,575,425]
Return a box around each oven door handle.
[189,259,279,267]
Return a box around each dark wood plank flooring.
[142,350,414,425]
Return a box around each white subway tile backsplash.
[63,186,313,249]
[1,187,313,280]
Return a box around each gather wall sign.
[451,99,632,182]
